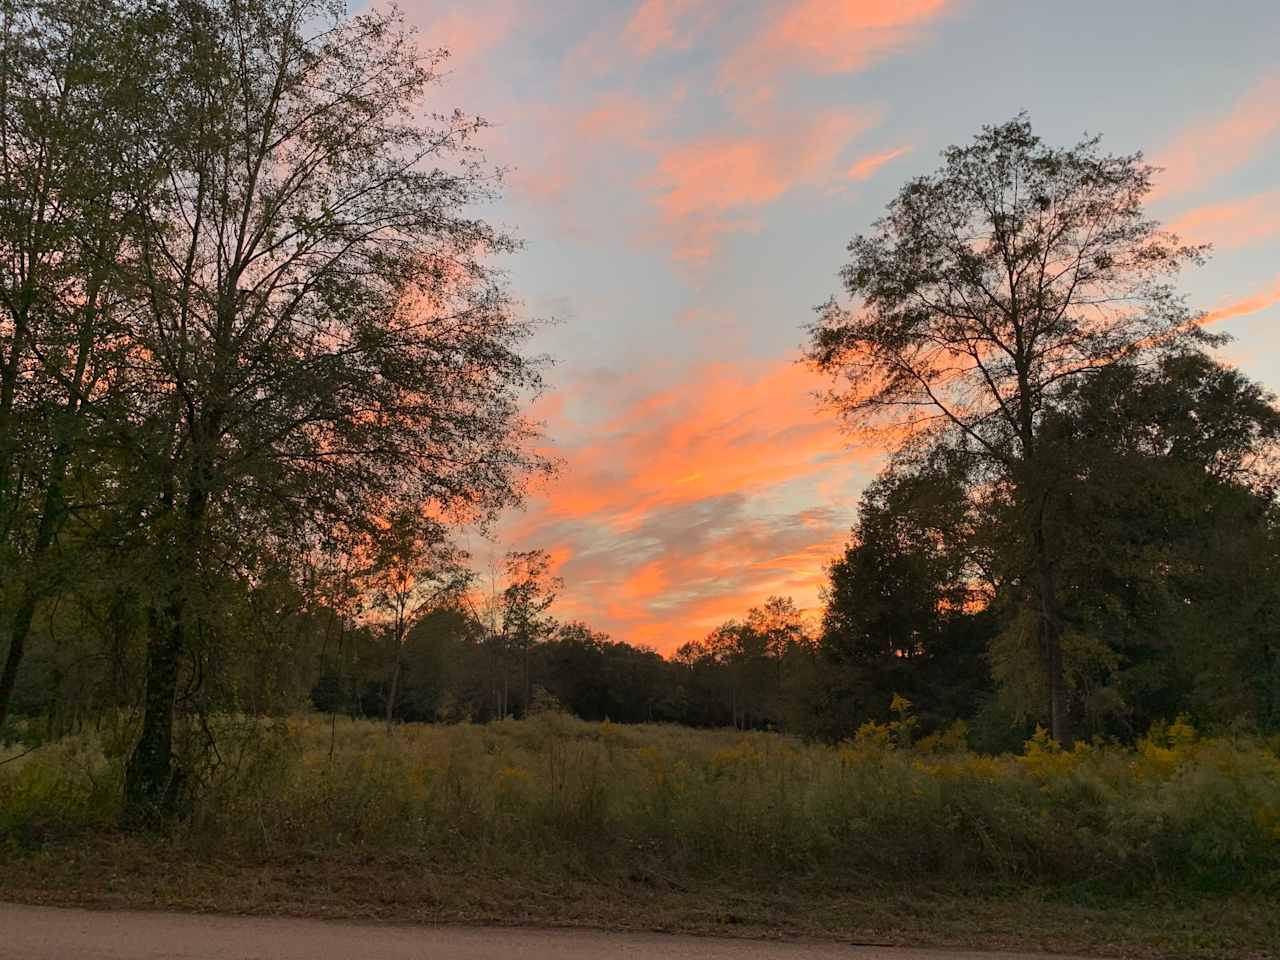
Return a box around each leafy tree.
[808,115,1209,742]
[497,549,561,717]
[357,509,468,732]
[818,458,993,738]
[0,0,168,728]
[1014,352,1280,735]
[745,596,815,732]
[675,597,815,731]
[111,0,547,823]
[817,348,1280,743]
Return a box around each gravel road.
[0,903,1090,960]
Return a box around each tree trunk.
[522,635,530,716]
[0,599,33,731]
[0,305,27,528]
[0,291,99,729]
[384,650,402,733]
[123,479,206,827]
[122,599,185,827]
[0,503,57,726]
[1032,516,1071,745]
[0,424,76,729]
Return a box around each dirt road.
[0,903,1091,960]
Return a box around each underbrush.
[3,710,1278,893]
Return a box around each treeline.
[310,345,1280,750]
[807,117,1280,745]
[814,350,1280,746]
[307,594,821,732]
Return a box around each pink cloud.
[1202,275,1280,327]
[721,0,953,100]
[1153,71,1280,200]
[650,109,878,261]
[1165,190,1280,250]
[847,144,912,181]
[624,0,721,56]
[576,91,671,143]
[405,2,521,70]
[497,357,882,652]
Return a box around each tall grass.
[3,711,1278,890]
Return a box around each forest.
[1,1,1279,955]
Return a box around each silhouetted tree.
[113,0,546,824]
[0,0,168,728]
[818,458,993,738]
[809,115,1210,742]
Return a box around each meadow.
[3,711,1280,956]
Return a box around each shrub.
[2,712,1277,890]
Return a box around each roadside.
[0,903,1099,960]
[0,836,1275,959]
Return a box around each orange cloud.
[721,0,952,100]
[624,0,720,56]
[514,85,690,223]
[559,510,849,651]
[651,109,877,261]
[498,356,884,652]
[1153,71,1280,200]
[1165,191,1280,250]
[1202,275,1280,327]
[847,144,912,181]
[548,359,877,525]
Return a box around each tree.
[358,509,468,732]
[818,457,994,738]
[744,596,815,732]
[808,115,1209,743]
[497,549,560,717]
[815,348,1280,743]
[1012,351,1280,735]
[115,0,546,824]
[0,0,166,728]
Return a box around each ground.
[1,835,1276,959]
[3,715,1278,958]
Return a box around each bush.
[2,712,1278,890]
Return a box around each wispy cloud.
[624,0,722,56]
[499,357,881,650]
[650,109,878,261]
[721,0,953,106]
[1152,71,1280,200]
[405,0,523,70]
[1202,274,1280,327]
[847,144,912,181]
[1166,190,1280,250]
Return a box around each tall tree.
[117,0,547,823]
[808,116,1208,742]
[1012,351,1280,735]
[0,0,166,727]
[744,596,814,732]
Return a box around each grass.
[2,711,1279,957]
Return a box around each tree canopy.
[807,115,1220,742]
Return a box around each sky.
[377,0,1280,654]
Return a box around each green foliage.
[808,114,1238,743]
[4,714,1278,891]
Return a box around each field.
[2,712,1279,958]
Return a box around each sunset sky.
[383,0,1280,653]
